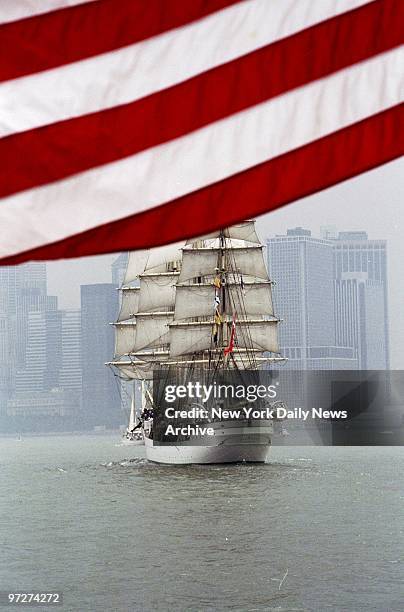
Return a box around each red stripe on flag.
[1,104,402,265]
[0,0,241,82]
[1,0,401,199]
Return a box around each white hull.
[144,421,272,465]
[121,437,144,447]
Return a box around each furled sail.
[179,246,268,283]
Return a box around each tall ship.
[108,220,285,464]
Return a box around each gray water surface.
[0,436,402,611]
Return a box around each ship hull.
[144,421,272,465]
[121,438,144,447]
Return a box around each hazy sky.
[47,157,404,367]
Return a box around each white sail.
[114,322,137,357]
[138,272,178,313]
[174,281,273,320]
[169,318,279,357]
[235,319,279,353]
[169,321,212,358]
[134,312,173,352]
[117,287,140,321]
[144,241,184,273]
[227,282,273,315]
[112,221,283,398]
[179,246,268,283]
[123,241,184,285]
[187,221,260,245]
[123,250,149,285]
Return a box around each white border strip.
[0,0,98,25]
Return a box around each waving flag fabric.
[224,314,237,356]
[0,0,403,264]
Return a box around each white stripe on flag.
[0,0,98,25]
[0,47,401,258]
[0,0,371,136]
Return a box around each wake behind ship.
[108,220,285,464]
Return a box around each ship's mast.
[108,221,285,381]
[219,229,226,349]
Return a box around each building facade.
[0,263,48,418]
[266,228,356,369]
[332,231,389,369]
[80,283,121,428]
[59,309,82,405]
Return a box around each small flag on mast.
[224,313,237,356]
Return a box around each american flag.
[0,0,402,264]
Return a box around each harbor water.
[0,436,402,611]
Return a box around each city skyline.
[0,222,395,433]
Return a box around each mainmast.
[168,221,282,369]
[220,229,227,349]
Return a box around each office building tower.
[16,262,47,295]
[59,310,82,405]
[81,283,121,428]
[0,263,48,416]
[266,228,356,369]
[0,290,10,413]
[111,252,128,289]
[15,308,63,395]
[333,231,389,368]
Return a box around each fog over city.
[47,158,403,368]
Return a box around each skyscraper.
[15,308,62,395]
[0,262,48,416]
[267,228,389,370]
[80,283,121,428]
[59,310,82,405]
[111,252,128,289]
[266,228,356,369]
[333,231,389,369]
[0,288,10,414]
